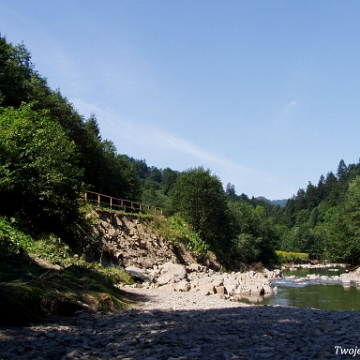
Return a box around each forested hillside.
[1,34,360,268]
[275,159,360,265]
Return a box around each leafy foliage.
[275,250,309,264]
[169,167,231,253]
[228,201,278,265]
[0,36,34,107]
[0,104,83,235]
[154,215,209,256]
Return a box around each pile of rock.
[88,211,200,268]
[340,267,360,286]
[88,211,282,302]
[124,262,282,302]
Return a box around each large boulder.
[197,284,216,296]
[156,262,187,285]
[125,266,153,283]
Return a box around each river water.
[242,267,360,311]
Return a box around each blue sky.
[1,1,360,200]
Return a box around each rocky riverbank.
[124,261,282,305]
[1,285,360,360]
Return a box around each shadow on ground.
[0,292,359,360]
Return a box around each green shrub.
[154,215,209,256]
[275,250,309,264]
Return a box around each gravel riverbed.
[1,286,360,359]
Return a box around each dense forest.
[1,34,360,267]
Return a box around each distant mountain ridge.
[256,197,288,208]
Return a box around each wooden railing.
[84,191,163,215]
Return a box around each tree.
[336,159,348,180]
[162,168,179,195]
[0,35,34,107]
[130,158,150,180]
[169,167,230,251]
[327,176,360,265]
[226,183,236,197]
[228,201,277,264]
[0,104,83,235]
[317,175,326,201]
[98,142,141,200]
[305,181,319,209]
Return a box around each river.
[241,266,360,311]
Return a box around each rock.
[197,276,212,286]
[307,274,319,280]
[215,285,226,296]
[101,240,122,266]
[243,284,265,296]
[125,266,153,283]
[187,263,202,272]
[224,283,238,296]
[197,284,215,295]
[211,275,224,287]
[138,258,154,269]
[263,284,272,294]
[157,272,176,286]
[157,262,187,285]
[174,280,191,292]
[135,239,147,250]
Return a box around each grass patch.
[0,255,136,326]
[152,214,209,257]
[89,206,156,222]
[0,216,136,326]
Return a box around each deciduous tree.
[169,167,230,251]
[0,104,83,235]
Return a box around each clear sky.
[1,1,360,200]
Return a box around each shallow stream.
[242,266,360,311]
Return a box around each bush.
[275,250,309,264]
[154,215,209,256]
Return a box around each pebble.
[0,287,359,359]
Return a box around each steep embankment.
[90,210,221,270]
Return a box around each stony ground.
[1,286,360,360]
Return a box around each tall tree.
[162,168,179,195]
[169,167,230,251]
[336,159,348,180]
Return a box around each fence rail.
[84,191,163,215]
